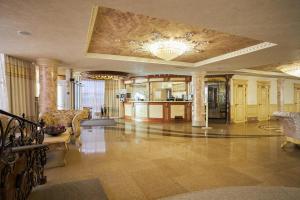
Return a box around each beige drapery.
[80,79,105,118]
[5,55,36,120]
[104,80,119,117]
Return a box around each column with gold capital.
[36,58,59,115]
[277,78,285,112]
[192,71,206,127]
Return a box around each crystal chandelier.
[279,62,300,77]
[146,40,190,61]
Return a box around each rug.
[81,119,116,127]
[29,179,108,200]
[159,186,300,200]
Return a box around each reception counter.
[124,101,192,122]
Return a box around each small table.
[44,128,71,168]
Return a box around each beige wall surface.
[230,75,300,121]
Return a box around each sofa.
[273,111,300,148]
[40,109,89,145]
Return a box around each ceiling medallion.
[81,71,129,80]
[129,32,209,61]
[278,62,300,77]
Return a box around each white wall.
[57,80,67,110]
[283,79,300,104]
[230,75,300,105]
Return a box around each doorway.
[257,81,270,121]
[207,82,226,120]
[233,80,247,123]
[205,75,232,123]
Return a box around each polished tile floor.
[45,120,300,200]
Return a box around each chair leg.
[281,140,288,149]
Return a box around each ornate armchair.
[39,109,89,145]
[273,111,300,148]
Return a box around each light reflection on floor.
[80,127,106,153]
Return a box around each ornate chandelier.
[128,32,209,61]
[80,71,129,80]
[278,62,300,77]
[145,40,190,61]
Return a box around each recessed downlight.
[17,31,31,36]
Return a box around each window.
[80,80,105,118]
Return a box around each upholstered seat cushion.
[40,109,89,143]
[273,111,300,140]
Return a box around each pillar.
[277,78,285,112]
[118,78,125,118]
[192,71,206,126]
[65,69,72,110]
[37,58,59,115]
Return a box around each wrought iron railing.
[0,110,48,200]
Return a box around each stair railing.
[0,110,48,200]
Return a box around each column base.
[192,121,205,127]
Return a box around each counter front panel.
[124,101,192,122]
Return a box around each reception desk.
[124,101,192,122]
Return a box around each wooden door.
[257,84,270,121]
[234,83,247,123]
[295,87,300,112]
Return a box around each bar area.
[123,75,192,122]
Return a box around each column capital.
[277,77,285,82]
[36,58,60,66]
[192,71,206,77]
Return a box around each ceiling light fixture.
[278,62,300,77]
[146,40,189,61]
[128,32,209,61]
[17,31,31,36]
[80,71,129,80]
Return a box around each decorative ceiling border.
[86,52,193,67]
[85,6,98,53]
[194,42,277,66]
[234,69,288,77]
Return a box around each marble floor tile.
[44,120,300,199]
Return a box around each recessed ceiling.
[249,63,281,72]
[0,0,300,75]
[86,6,261,64]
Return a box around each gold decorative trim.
[85,6,99,53]
[257,80,271,86]
[86,52,193,67]
[232,79,248,85]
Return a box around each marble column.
[118,78,125,118]
[65,69,72,110]
[277,78,285,112]
[192,71,206,126]
[37,58,59,115]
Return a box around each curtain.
[105,80,119,117]
[5,55,36,120]
[0,54,9,111]
[80,80,105,118]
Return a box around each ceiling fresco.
[86,6,261,63]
